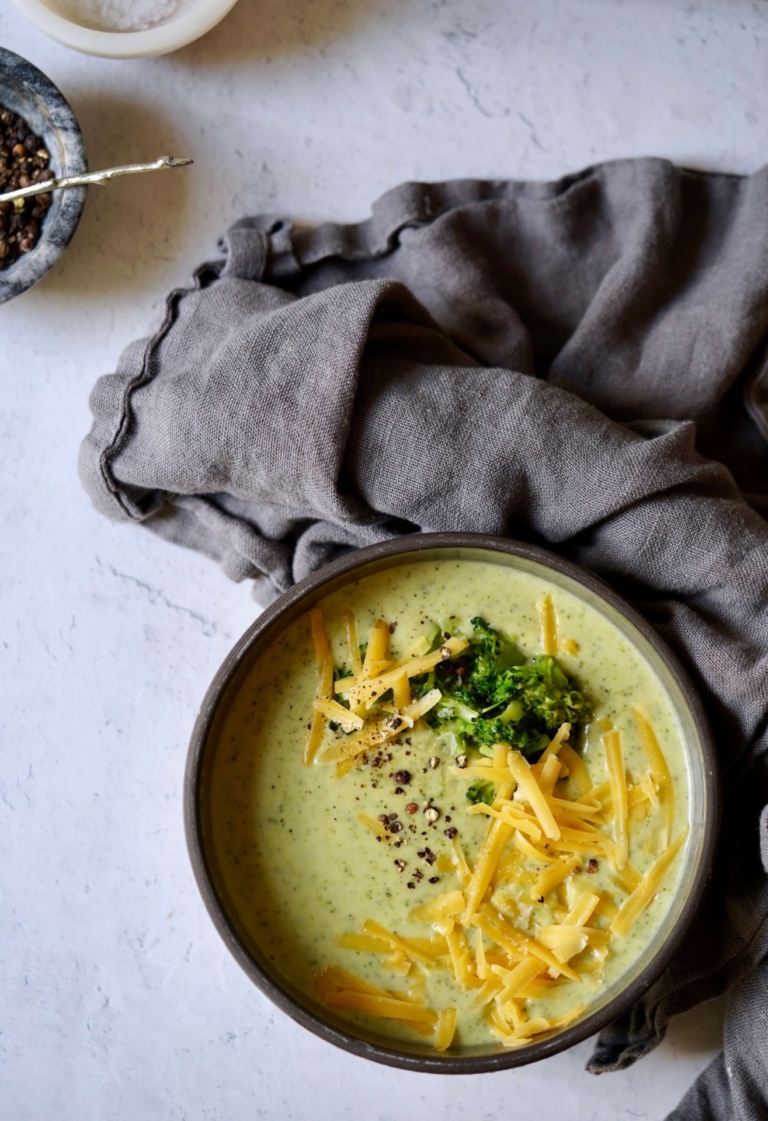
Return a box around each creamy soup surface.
[207,559,690,1051]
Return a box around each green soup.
[207,559,689,1051]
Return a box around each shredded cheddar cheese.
[334,634,469,713]
[314,697,364,732]
[538,594,559,656]
[633,709,675,849]
[461,819,516,923]
[610,828,689,937]
[557,743,593,797]
[342,608,362,676]
[532,854,580,902]
[305,605,686,1054]
[305,653,334,764]
[324,990,438,1024]
[602,729,628,870]
[434,1007,457,1051]
[508,751,561,841]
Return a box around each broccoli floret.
[466,779,496,806]
[332,666,354,715]
[420,617,591,760]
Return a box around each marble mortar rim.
[184,532,720,1074]
[0,46,87,304]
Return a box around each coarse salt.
[57,0,183,32]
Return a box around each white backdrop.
[2,0,763,1117]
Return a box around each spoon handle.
[0,154,193,206]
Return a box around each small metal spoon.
[0,154,193,207]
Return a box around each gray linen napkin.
[80,159,768,1119]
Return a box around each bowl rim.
[184,531,720,1073]
[11,0,241,58]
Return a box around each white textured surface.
[1,0,761,1116]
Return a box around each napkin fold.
[80,159,768,1120]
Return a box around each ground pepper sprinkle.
[0,108,53,270]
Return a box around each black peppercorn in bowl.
[0,47,87,304]
[185,533,719,1073]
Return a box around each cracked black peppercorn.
[0,107,53,270]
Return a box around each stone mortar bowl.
[0,47,87,304]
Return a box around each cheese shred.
[538,594,559,656]
[610,828,689,937]
[633,709,675,849]
[434,1007,457,1051]
[603,729,629,870]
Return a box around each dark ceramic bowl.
[185,533,719,1073]
[0,47,87,304]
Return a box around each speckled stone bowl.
[0,47,87,304]
[186,533,719,1073]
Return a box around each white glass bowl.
[11,0,240,58]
